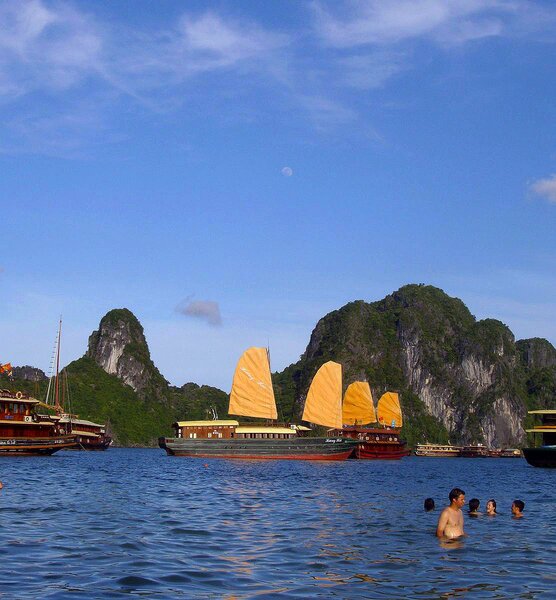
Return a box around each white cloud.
[530,174,556,204]
[312,0,518,47]
[0,0,103,96]
[177,299,222,327]
[281,166,293,177]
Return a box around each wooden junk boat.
[330,383,409,459]
[523,409,556,468]
[0,389,77,455]
[159,348,357,460]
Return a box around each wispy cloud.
[1,0,555,155]
[311,0,526,48]
[0,1,291,154]
[529,174,556,204]
[176,299,222,327]
[0,0,103,96]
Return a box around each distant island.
[2,284,554,447]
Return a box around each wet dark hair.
[469,498,480,512]
[424,498,435,511]
[449,488,465,502]
[513,499,525,512]
[487,499,497,512]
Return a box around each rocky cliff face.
[517,338,556,370]
[12,366,47,382]
[86,308,169,402]
[276,285,553,448]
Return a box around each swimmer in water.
[485,499,497,516]
[511,499,525,518]
[424,498,435,512]
[468,498,480,516]
[436,487,466,539]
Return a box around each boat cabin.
[525,410,556,446]
[0,389,35,419]
[59,415,110,448]
[173,420,239,439]
[0,389,59,438]
[172,420,300,440]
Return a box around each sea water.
[0,449,554,599]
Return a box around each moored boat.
[331,383,409,459]
[0,389,77,455]
[523,410,556,468]
[499,448,522,458]
[44,319,111,450]
[460,444,489,458]
[59,415,112,450]
[159,349,357,460]
[414,443,462,457]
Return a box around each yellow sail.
[377,392,403,428]
[302,361,343,429]
[228,347,277,420]
[343,382,376,425]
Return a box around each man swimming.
[436,487,466,538]
[511,499,525,518]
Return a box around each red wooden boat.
[334,425,410,459]
[333,383,409,460]
[0,389,77,455]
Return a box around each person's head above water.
[512,500,525,516]
[469,498,480,513]
[449,488,465,507]
[424,498,435,511]
[486,499,497,514]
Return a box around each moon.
[281,166,293,177]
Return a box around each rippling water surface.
[0,450,555,598]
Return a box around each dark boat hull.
[159,437,357,460]
[65,439,112,451]
[332,427,409,460]
[0,435,78,455]
[354,442,410,460]
[523,447,556,468]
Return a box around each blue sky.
[1,0,556,390]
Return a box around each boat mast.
[54,317,62,413]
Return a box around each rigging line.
[44,327,59,406]
[268,343,284,425]
[54,317,62,411]
[64,370,73,425]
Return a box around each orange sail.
[377,392,403,428]
[343,381,376,425]
[0,363,12,375]
[302,361,343,429]
[228,347,277,420]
